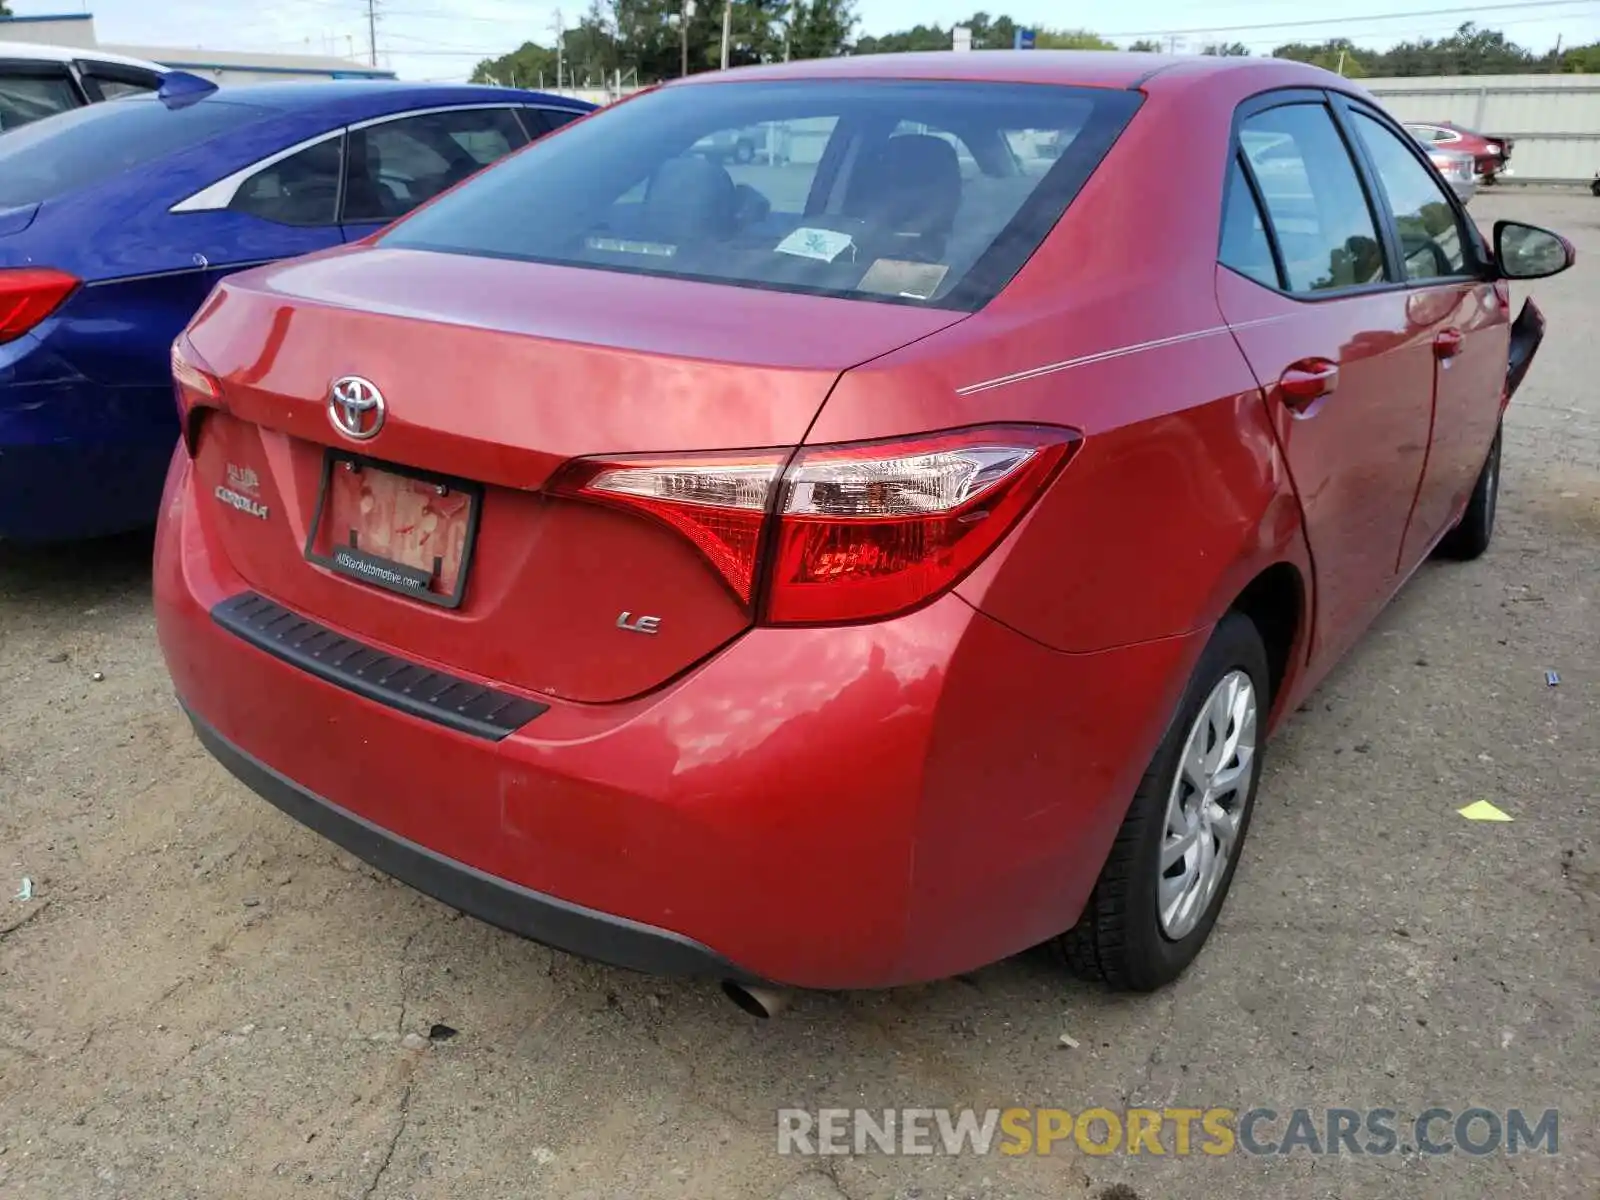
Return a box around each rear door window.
[231,136,344,226]
[1219,156,1279,289]
[0,95,269,205]
[381,80,1142,310]
[0,65,81,133]
[343,107,529,223]
[1239,104,1386,294]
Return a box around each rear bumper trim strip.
[211,591,547,740]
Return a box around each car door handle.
[1278,358,1340,414]
[1434,327,1465,359]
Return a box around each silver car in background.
[1421,144,1478,206]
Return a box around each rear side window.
[1348,110,1471,282]
[83,72,159,100]
[344,108,528,223]
[382,81,1142,310]
[1239,104,1385,294]
[1219,156,1278,288]
[0,96,269,206]
[231,136,344,226]
[531,106,585,133]
[0,68,80,133]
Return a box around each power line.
[1100,0,1596,39]
[382,28,507,52]
[380,6,534,22]
[1218,10,1591,50]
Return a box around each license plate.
[305,453,481,608]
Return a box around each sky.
[10,0,1600,82]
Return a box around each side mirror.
[1494,220,1575,280]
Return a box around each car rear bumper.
[185,706,766,982]
[156,450,1202,988]
[0,375,175,541]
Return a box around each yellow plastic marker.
[1459,800,1514,822]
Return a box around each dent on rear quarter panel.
[952,334,1307,653]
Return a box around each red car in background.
[1405,120,1514,182]
[156,51,1573,1009]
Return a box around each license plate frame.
[303,449,483,610]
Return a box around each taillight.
[0,268,77,344]
[171,333,222,455]
[551,425,1078,625]
[550,450,786,604]
[768,427,1076,623]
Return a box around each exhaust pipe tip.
[721,980,789,1018]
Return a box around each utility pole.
[1335,48,1346,75]
[366,0,378,67]
[552,9,565,92]
[720,0,731,69]
[784,0,796,60]
[681,0,693,77]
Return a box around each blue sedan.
[0,77,592,541]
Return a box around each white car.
[0,41,169,133]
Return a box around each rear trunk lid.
[186,246,967,703]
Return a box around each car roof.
[0,39,167,71]
[670,49,1338,92]
[190,79,591,116]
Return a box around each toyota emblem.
[328,376,386,441]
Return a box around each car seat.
[842,134,962,261]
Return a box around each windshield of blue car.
[381,80,1142,311]
[0,95,272,207]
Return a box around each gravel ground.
[1,189,1596,1200]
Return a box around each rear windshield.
[0,96,271,206]
[381,80,1141,310]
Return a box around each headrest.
[643,155,738,241]
[844,134,962,237]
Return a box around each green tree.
[0,3,11,16]
[855,23,951,54]
[1202,41,1250,56]
[1559,41,1600,72]
[1127,38,1163,52]
[964,12,1019,50]
[1271,38,1369,77]
[610,0,681,82]
[1378,22,1533,75]
[561,0,622,85]
[1035,28,1115,50]
[470,41,559,87]
[789,0,858,60]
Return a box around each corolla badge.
[328,376,386,441]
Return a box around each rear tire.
[1056,612,1269,991]
[1435,423,1501,561]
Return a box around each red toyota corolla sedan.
[155,52,1573,1003]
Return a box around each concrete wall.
[2,13,395,83]
[0,12,98,48]
[102,46,396,85]
[1364,74,1600,185]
